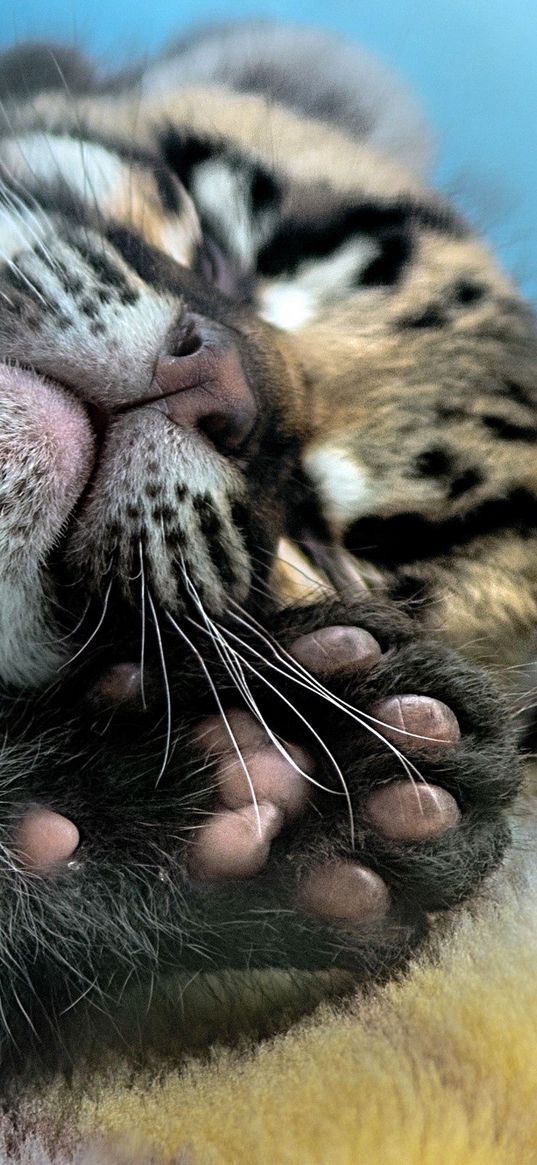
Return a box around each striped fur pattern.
[0,22,533,1071]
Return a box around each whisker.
[146,589,172,784]
[57,578,113,670]
[177,569,355,842]
[201,619,358,843]
[228,603,425,783]
[229,605,430,759]
[0,176,61,274]
[0,248,49,306]
[52,596,92,645]
[165,609,263,837]
[138,541,147,711]
[182,592,341,798]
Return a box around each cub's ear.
[0,43,96,100]
[143,21,434,178]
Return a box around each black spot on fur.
[159,128,282,218]
[359,234,412,288]
[447,468,483,499]
[437,405,468,423]
[414,448,454,477]
[250,167,280,211]
[258,198,466,279]
[231,500,250,534]
[79,298,98,319]
[54,263,83,297]
[145,483,163,501]
[499,379,536,410]
[344,487,537,566]
[166,526,186,550]
[399,306,446,329]
[152,505,176,526]
[160,129,215,184]
[192,494,236,586]
[75,241,135,304]
[192,494,216,529]
[452,280,486,306]
[482,414,537,442]
[412,451,482,500]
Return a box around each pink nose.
[151,317,257,453]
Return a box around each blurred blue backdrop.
[2,0,536,300]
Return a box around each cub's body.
[0,24,534,1160]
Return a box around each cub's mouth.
[0,258,303,689]
[1,351,252,611]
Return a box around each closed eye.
[196,236,255,302]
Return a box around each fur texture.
[4,783,537,1163]
[0,21,534,1123]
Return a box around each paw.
[186,603,520,974]
[7,600,520,999]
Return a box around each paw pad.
[188,623,469,930]
[15,807,80,872]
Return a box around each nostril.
[169,321,203,359]
[151,341,257,457]
[200,406,256,452]
[148,315,258,458]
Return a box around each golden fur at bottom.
[6,777,537,1165]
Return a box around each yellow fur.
[2,40,537,1163]
[12,786,534,1164]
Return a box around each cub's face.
[0,104,305,687]
[2,54,537,688]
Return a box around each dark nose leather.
[150,316,257,453]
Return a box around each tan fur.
[7,88,535,655]
[18,82,532,681]
[2,50,537,1161]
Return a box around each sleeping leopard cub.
[0,23,532,1063]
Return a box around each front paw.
[187,598,521,975]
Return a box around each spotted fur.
[0,23,532,1070]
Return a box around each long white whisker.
[146,589,171,784]
[182,584,341,799]
[228,604,426,780]
[165,609,263,836]
[199,619,357,845]
[0,177,61,274]
[178,570,355,842]
[0,248,49,306]
[138,540,147,711]
[57,578,113,670]
[53,596,92,645]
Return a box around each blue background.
[2,0,536,301]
